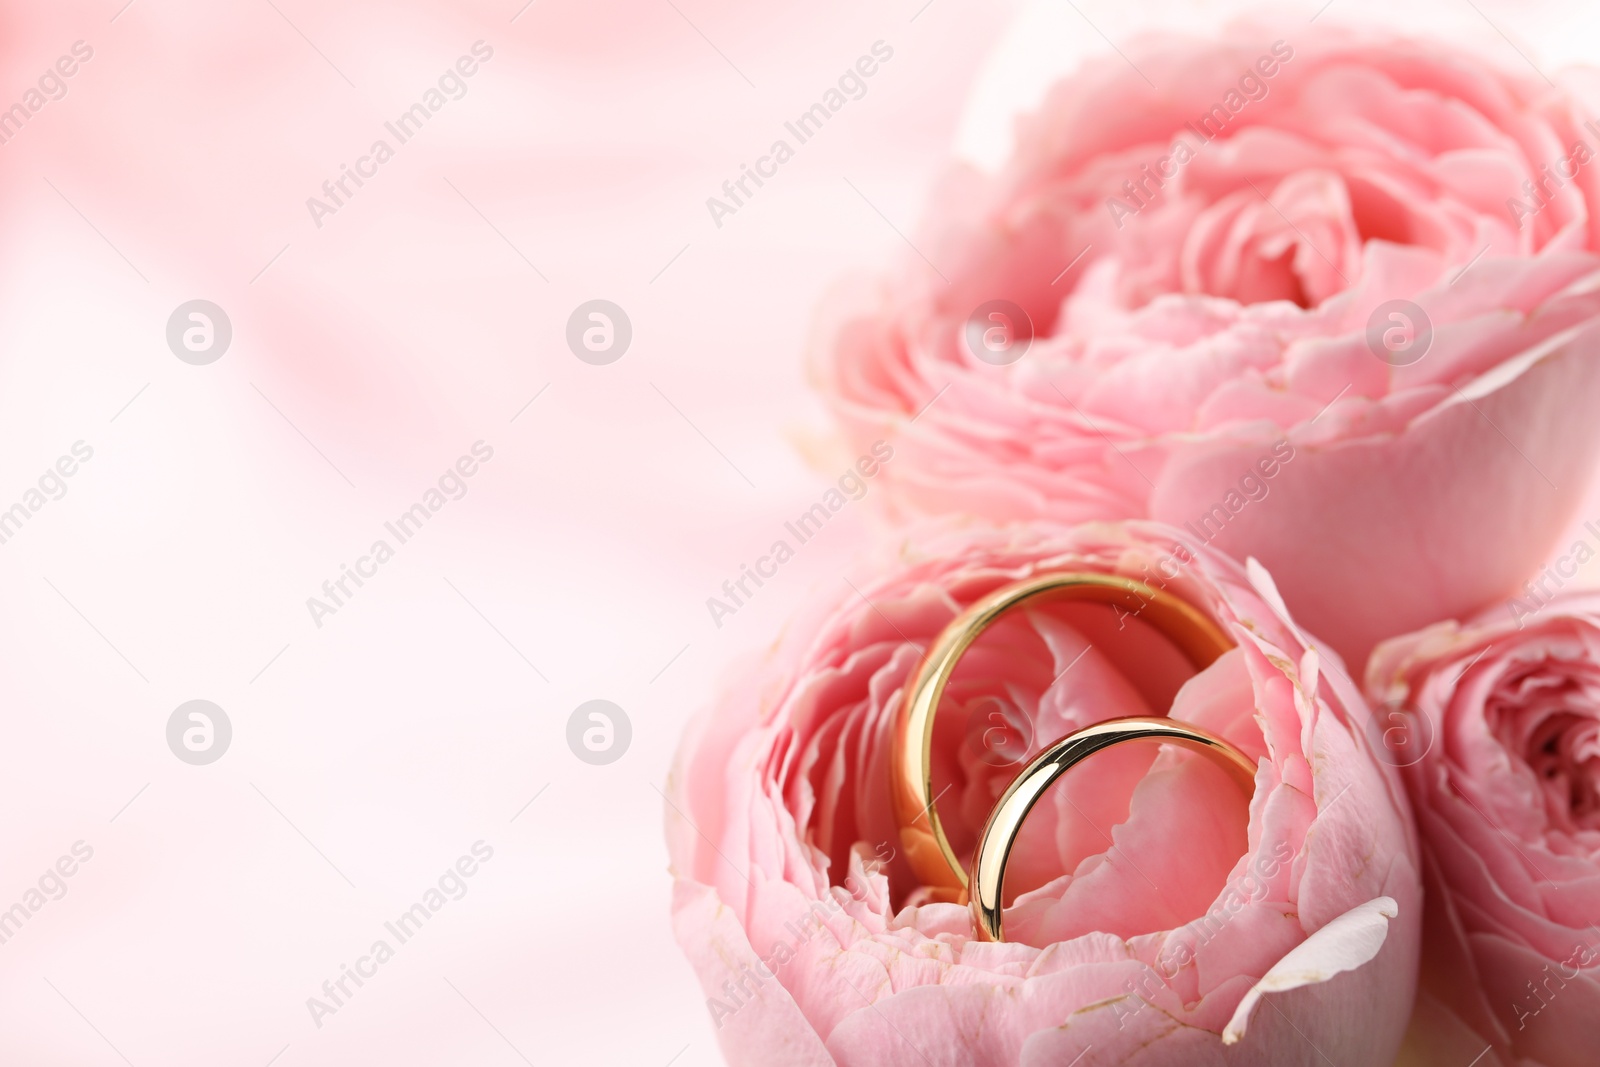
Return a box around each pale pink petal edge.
[1222,896,1400,1044]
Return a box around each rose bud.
[1369,589,1600,1066]
[668,520,1420,1065]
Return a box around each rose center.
[1488,660,1600,832]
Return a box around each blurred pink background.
[0,0,1595,1063]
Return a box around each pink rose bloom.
[812,26,1600,670]
[667,521,1420,1065]
[1368,590,1600,1066]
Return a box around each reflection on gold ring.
[967,715,1256,942]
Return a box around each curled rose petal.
[667,520,1421,1065]
[1221,895,1399,1043]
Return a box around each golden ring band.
[889,571,1256,940]
[968,715,1256,941]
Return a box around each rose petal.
[1221,895,1400,1043]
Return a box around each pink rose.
[667,520,1420,1065]
[1367,589,1600,1066]
[812,26,1600,670]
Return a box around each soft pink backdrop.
[0,1,1594,1064]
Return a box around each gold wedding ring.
[968,716,1256,941]
[891,572,1240,903]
